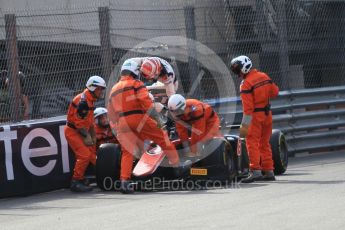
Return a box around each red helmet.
[140,58,162,80]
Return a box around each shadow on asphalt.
[278,172,312,176]
[0,181,270,209]
[0,189,131,210]
[273,179,345,185]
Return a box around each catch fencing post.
[5,14,21,122]
[277,0,290,89]
[98,7,113,81]
[184,6,201,98]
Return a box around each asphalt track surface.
[1,151,345,230]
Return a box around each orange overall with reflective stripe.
[175,99,221,153]
[107,75,180,180]
[240,69,279,170]
[64,89,97,180]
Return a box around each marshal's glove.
[89,125,97,145]
[83,133,94,146]
[79,128,94,146]
[148,107,166,129]
[239,124,249,138]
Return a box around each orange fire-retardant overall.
[175,99,221,153]
[107,75,180,181]
[94,124,118,149]
[240,69,279,171]
[64,89,97,180]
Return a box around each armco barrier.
[0,116,74,198]
[207,85,345,155]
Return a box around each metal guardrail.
[207,85,345,155]
[3,86,344,156]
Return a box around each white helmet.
[94,107,108,118]
[121,58,140,77]
[230,55,252,75]
[86,75,106,91]
[168,94,186,112]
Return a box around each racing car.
[95,126,288,191]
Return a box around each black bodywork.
[95,130,288,191]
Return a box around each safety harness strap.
[118,110,145,117]
[254,104,271,115]
[240,80,273,94]
[110,86,146,98]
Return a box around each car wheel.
[199,137,225,165]
[239,138,250,172]
[223,135,249,177]
[270,129,288,175]
[224,140,237,181]
[96,143,121,191]
[198,137,236,181]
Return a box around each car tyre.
[96,143,121,191]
